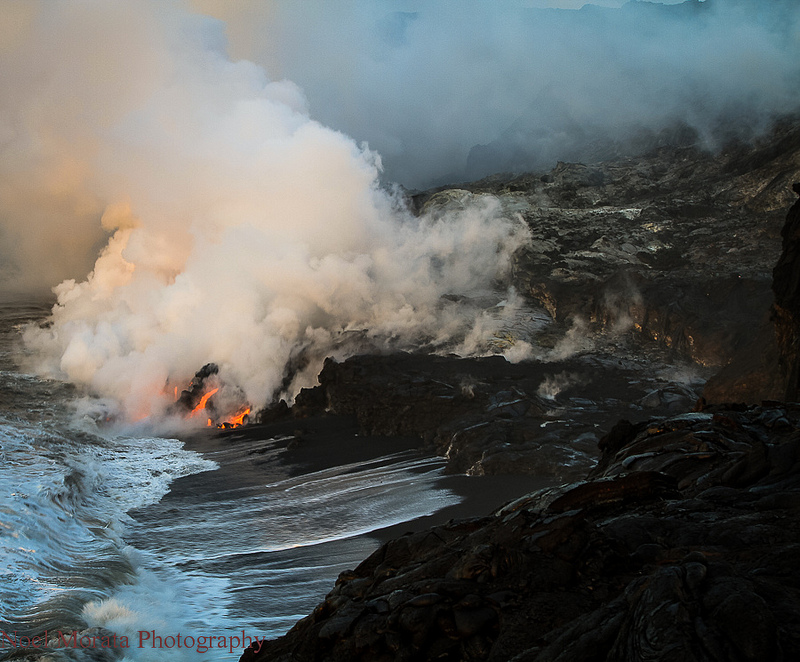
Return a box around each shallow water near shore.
[0,296,552,661]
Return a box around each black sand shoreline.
[174,416,559,544]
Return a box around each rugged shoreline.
[243,402,800,662]
[238,123,800,661]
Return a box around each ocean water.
[0,297,462,661]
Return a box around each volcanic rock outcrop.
[703,184,800,404]
[239,122,800,662]
[287,351,696,479]
[774,184,800,400]
[243,402,800,662]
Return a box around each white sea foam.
[82,560,236,661]
[74,435,218,514]
[0,389,218,646]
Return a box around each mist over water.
[1,0,798,423]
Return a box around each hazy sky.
[188,0,798,187]
[1,0,797,289]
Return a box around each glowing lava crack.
[171,363,251,428]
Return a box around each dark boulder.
[242,404,800,662]
[703,184,800,403]
[772,183,800,400]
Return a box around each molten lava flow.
[178,370,250,428]
[190,387,219,417]
[208,407,251,428]
[227,408,251,427]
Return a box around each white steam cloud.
[195,0,800,187]
[6,1,528,422]
[3,0,800,424]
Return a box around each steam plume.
[5,0,800,424]
[8,1,527,422]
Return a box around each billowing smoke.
[4,0,800,424]
[192,0,800,188]
[7,1,528,423]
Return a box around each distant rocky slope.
[415,116,800,369]
[241,120,800,661]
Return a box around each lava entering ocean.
[172,364,251,429]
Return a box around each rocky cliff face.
[243,404,800,662]
[241,120,800,661]
[771,185,800,400]
[702,184,800,404]
[415,117,800,370]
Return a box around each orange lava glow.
[190,387,219,416]
[181,380,250,428]
[208,407,251,428]
[228,408,251,427]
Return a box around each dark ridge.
[237,122,800,661]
